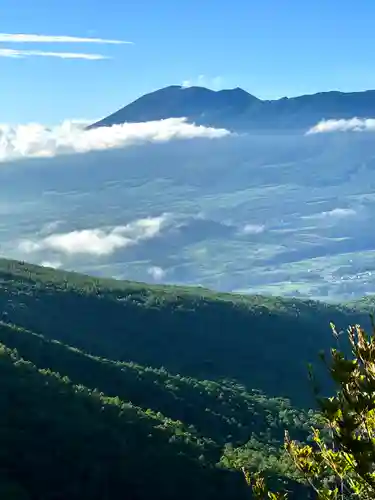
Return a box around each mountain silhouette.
[88,85,375,131]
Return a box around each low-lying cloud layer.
[307,117,375,134]
[0,118,230,162]
[3,115,371,164]
[18,215,169,257]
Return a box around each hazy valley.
[2,115,375,301]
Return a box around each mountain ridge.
[88,85,375,131]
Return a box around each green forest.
[0,257,373,499]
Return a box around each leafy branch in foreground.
[244,317,375,500]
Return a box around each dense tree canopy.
[0,258,373,498]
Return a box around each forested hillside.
[0,258,371,499]
[0,258,368,406]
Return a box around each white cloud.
[147,266,166,281]
[302,208,356,219]
[35,229,129,256]
[0,48,108,60]
[182,75,223,90]
[18,215,169,257]
[0,118,230,162]
[40,260,62,269]
[307,118,375,134]
[0,33,131,44]
[241,223,265,235]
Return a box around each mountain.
[87,85,259,130]
[88,86,375,131]
[0,257,372,498]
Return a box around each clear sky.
[2,0,375,123]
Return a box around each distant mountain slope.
[87,86,375,131]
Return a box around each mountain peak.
[87,85,259,130]
[88,86,375,131]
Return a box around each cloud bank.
[19,215,169,257]
[307,118,375,134]
[0,33,131,44]
[0,118,230,162]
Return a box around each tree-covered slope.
[0,257,370,498]
[0,258,369,407]
[0,321,313,450]
[0,320,312,499]
[0,342,252,500]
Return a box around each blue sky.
[2,0,375,123]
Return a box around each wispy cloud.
[307,118,375,134]
[302,208,357,219]
[0,118,230,162]
[0,48,108,60]
[0,33,132,44]
[182,74,223,90]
